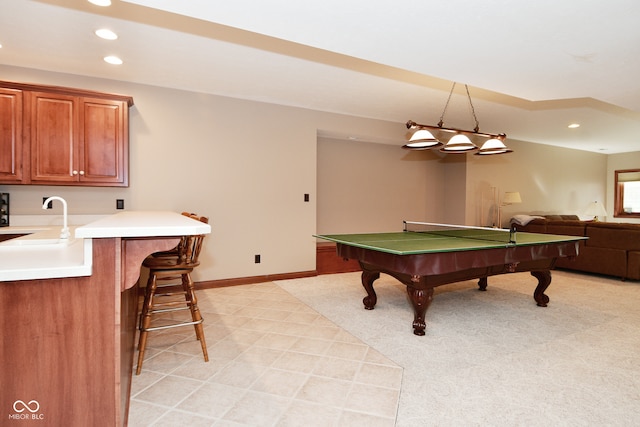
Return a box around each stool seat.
[135,213,209,375]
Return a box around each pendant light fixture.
[404,83,511,155]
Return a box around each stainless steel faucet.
[42,196,70,239]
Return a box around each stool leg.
[136,273,157,375]
[183,272,209,362]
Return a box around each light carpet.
[276,270,640,426]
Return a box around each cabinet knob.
[72,170,78,175]
[79,170,85,176]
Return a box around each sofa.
[511,215,640,280]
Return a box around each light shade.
[584,201,607,220]
[403,129,442,149]
[502,191,522,204]
[439,134,478,152]
[476,136,512,155]
[103,55,123,65]
[95,28,118,40]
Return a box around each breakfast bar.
[0,212,211,426]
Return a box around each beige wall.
[0,65,400,282]
[1,64,636,282]
[465,139,609,227]
[317,137,445,234]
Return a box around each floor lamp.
[498,191,522,228]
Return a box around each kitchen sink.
[2,237,74,246]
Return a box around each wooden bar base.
[316,242,360,274]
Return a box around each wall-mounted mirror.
[614,169,640,218]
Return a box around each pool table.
[316,224,585,335]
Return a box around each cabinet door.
[80,98,128,186]
[0,88,23,183]
[30,92,79,184]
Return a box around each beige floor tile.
[222,391,290,425]
[141,350,194,374]
[130,370,165,396]
[250,368,309,397]
[170,356,228,381]
[152,410,216,427]
[127,400,168,426]
[284,310,322,324]
[129,282,401,426]
[169,337,210,357]
[300,324,342,340]
[204,339,249,360]
[344,383,401,419]
[223,328,267,344]
[210,360,268,388]
[325,340,370,360]
[312,356,361,381]
[275,400,342,426]
[295,376,353,407]
[256,308,297,321]
[134,375,203,408]
[363,347,397,365]
[252,332,299,350]
[176,382,246,419]
[339,410,396,427]
[288,336,333,355]
[270,351,323,373]
[356,362,404,389]
[233,345,284,366]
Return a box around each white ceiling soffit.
[1,0,639,153]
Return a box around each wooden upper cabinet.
[0,80,133,187]
[0,88,23,183]
[81,98,128,185]
[30,92,78,184]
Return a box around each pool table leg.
[531,270,551,307]
[406,286,434,336]
[477,277,488,291]
[360,269,380,310]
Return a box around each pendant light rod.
[404,83,511,155]
[406,120,506,140]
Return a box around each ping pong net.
[403,221,517,245]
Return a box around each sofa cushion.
[556,246,626,278]
[544,214,580,221]
[586,222,640,251]
[545,220,587,236]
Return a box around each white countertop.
[75,211,211,238]
[0,211,211,282]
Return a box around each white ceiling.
[2,0,640,153]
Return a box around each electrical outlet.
[116,199,124,209]
[43,197,52,209]
[304,193,310,202]
[255,254,261,264]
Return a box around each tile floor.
[128,282,402,426]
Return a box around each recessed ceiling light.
[103,55,123,65]
[88,0,111,6]
[95,29,118,40]
[568,123,580,128]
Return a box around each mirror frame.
[614,168,640,218]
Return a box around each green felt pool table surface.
[314,230,585,255]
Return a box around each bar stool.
[135,214,209,375]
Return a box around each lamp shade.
[502,191,522,204]
[439,134,478,152]
[584,201,607,219]
[476,137,512,155]
[403,129,442,149]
